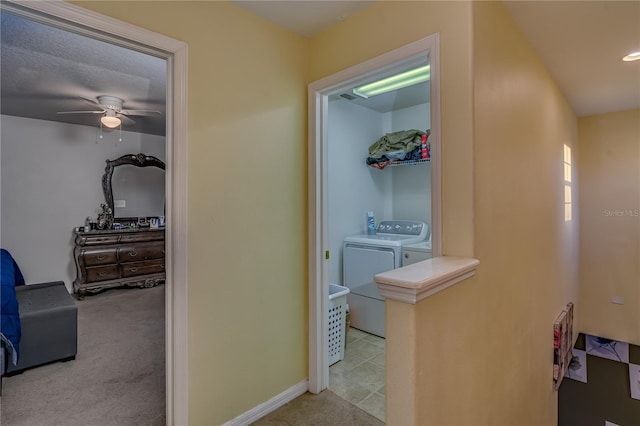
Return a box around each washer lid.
[343,220,428,247]
[343,233,426,247]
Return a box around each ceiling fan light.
[100,114,121,128]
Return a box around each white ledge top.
[375,256,479,304]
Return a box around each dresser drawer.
[85,265,120,283]
[119,231,164,244]
[120,260,165,278]
[81,235,120,246]
[81,248,118,266]
[118,243,165,262]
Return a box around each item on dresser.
[96,203,114,230]
[72,227,165,299]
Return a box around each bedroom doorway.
[0,1,187,423]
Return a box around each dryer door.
[343,244,396,300]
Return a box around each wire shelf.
[387,158,431,167]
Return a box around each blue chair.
[1,249,77,394]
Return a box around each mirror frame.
[102,153,166,219]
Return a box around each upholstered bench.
[5,281,78,374]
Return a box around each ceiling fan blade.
[56,110,104,115]
[79,96,102,107]
[120,109,162,116]
[119,115,136,126]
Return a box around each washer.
[343,220,428,337]
[402,240,432,266]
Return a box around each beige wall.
[578,109,640,345]
[73,2,309,424]
[387,2,580,424]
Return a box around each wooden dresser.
[73,228,165,299]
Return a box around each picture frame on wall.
[553,302,574,391]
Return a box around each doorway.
[0,1,188,423]
[307,34,442,416]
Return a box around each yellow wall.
[386,2,580,424]
[310,0,475,257]
[578,109,640,345]
[468,2,578,423]
[69,0,584,424]
[73,2,309,424]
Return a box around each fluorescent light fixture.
[353,65,430,98]
[622,51,640,62]
[100,110,121,128]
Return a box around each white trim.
[307,87,332,393]
[1,2,189,425]
[222,379,309,426]
[307,86,326,394]
[307,33,442,393]
[428,34,443,258]
[376,256,479,304]
[165,40,190,426]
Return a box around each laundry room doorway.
[307,34,442,417]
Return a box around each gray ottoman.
[6,281,78,374]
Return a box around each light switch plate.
[115,199,126,208]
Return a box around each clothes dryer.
[342,220,428,337]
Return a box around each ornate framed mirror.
[102,153,166,220]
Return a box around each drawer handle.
[161,264,165,269]
[404,253,409,258]
[96,255,106,260]
[128,267,138,273]
[98,272,108,277]
[128,251,138,257]
[162,249,165,254]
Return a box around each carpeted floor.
[251,390,384,426]
[0,285,165,426]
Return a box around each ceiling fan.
[57,95,161,128]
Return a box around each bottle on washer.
[367,211,376,235]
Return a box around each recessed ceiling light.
[622,51,640,62]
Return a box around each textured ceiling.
[0,12,167,136]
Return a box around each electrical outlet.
[611,297,624,305]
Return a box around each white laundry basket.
[328,283,350,365]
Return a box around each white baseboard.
[223,379,309,426]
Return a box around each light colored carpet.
[251,390,384,426]
[0,285,165,426]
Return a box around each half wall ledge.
[375,256,479,304]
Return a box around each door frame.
[2,1,189,424]
[307,34,441,393]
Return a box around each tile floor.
[329,327,386,422]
